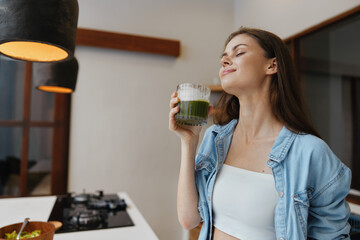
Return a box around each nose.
[221,56,231,67]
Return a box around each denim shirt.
[195,119,351,240]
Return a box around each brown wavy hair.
[214,27,320,138]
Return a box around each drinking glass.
[175,83,211,126]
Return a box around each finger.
[169,118,188,135]
[169,96,180,108]
[169,116,178,131]
[169,111,182,132]
[171,91,178,98]
[169,105,179,118]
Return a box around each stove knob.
[119,199,127,210]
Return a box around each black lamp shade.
[33,57,79,94]
[0,0,79,62]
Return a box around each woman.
[169,27,351,240]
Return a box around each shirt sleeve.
[194,125,217,223]
[307,164,352,240]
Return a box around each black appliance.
[48,191,134,233]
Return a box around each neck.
[235,91,283,143]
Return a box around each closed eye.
[235,52,245,57]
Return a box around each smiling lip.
[221,68,236,77]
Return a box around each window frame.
[0,61,70,197]
[283,5,360,204]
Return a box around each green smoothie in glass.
[175,83,211,126]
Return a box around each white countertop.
[0,193,158,240]
[349,202,360,216]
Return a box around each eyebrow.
[221,43,248,58]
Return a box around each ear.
[266,58,277,75]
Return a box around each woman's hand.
[169,91,203,144]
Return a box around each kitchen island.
[0,192,158,240]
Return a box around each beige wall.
[69,1,234,240]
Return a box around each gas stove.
[48,191,134,233]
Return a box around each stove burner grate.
[48,191,134,233]
[69,209,103,228]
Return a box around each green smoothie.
[175,100,209,126]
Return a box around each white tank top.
[212,164,279,240]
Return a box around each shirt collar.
[211,119,238,139]
[268,126,297,162]
[212,119,297,163]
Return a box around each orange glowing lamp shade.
[0,0,78,62]
[0,41,69,62]
[37,86,73,94]
[33,57,79,94]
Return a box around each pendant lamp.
[0,0,79,62]
[33,57,79,94]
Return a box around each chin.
[220,78,237,93]
[221,81,250,97]
[221,83,237,96]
